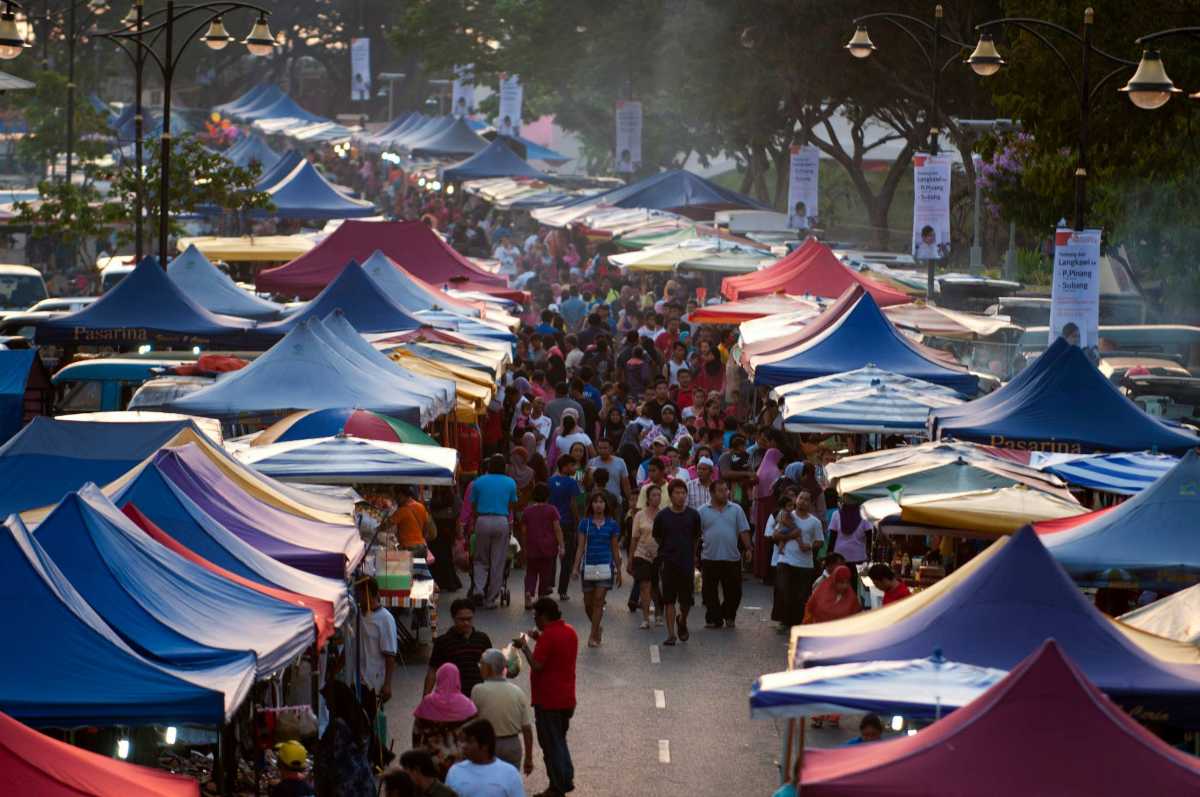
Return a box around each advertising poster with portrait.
[497,73,523,136]
[614,100,643,173]
[451,64,476,117]
[350,38,371,101]
[1048,227,1102,347]
[911,153,952,260]
[786,144,820,229]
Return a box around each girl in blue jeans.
[571,490,623,648]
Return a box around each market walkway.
[384,579,844,796]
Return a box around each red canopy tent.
[0,708,198,796]
[798,640,1200,796]
[256,220,507,299]
[721,238,911,305]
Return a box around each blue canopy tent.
[391,116,455,151]
[168,244,284,320]
[442,138,549,182]
[791,526,1200,727]
[930,338,1199,454]
[0,417,196,516]
[567,169,768,217]
[35,257,262,348]
[750,288,979,394]
[259,260,425,335]
[516,136,570,167]
[235,93,325,123]
[411,310,517,343]
[215,83,279,116]
[356,111,416,146]
[223,134,280,170]
[368,113,431,150]
[781,382,963,434]
[237,436,457,485]
[410,117,489,159]
[167,320,436,425]
[361,250,482,317]
[1038,450,1200,590]
[255,150,303,190]
[0,512,228,726]
[0,350,49,444]
[1038,451,1178,495]
[251,160,376,220]
[35,486,314,678]
[322,311,456,410]
[110,450,351,621]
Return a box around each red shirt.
[882,582,911,606]
[531,619,578,710]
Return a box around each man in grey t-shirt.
[697,480,751,629]
[586,438,631,507]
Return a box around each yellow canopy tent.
[178,235,317,263]
[869,486,1084,539]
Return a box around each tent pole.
[781,718,794,784]
[796,717,806,793]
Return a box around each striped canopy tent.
[254,408,439,447]
[691,295,821,326]
[771,364,964,402]
[1120,584,1200,645]
[883,302,1022,340]
[237,436,457,485]
[781,382,963,435]
[610,238,770,273]
[1030,450,1179,495]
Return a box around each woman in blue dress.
[571,489,623,648]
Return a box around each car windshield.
[0,274,47,310]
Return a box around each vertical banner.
[497,73,523,136]
[451,64,476,117]
[786,144,820,229]
[350,38,371,101]
[911,153,952,260]
[1049,227,1102,347]
[614,100,643,173]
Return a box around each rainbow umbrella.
[253,408,438,447]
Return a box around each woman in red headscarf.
[803,565,861,624]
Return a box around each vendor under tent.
[256,220,507,299]
[361,250,483,317]
[250,159,376,220]
[178,233,317,263]
[781,382,963,435]
[167,243,284,320]
[870,486,1082,538]
[790,526,1200,725]
[259,260,425,336]
[0,513,227,727]
[0,707,198,796]
[721,238,911,306]
[1120,584,1200,645]
[930,337,1200,454]
[793,641,1200,796]
[35,257,263,349]
[442,138,549,181]
[1031,450,1179,495]
[1036,451,1200,591]
[751,654,1007,720]
[409,117,489,159]
[166,319,441,427]
[254,408,438,447]
[34,485,314,679]
[237,436,457,485]
[748,286,979,395]
[110,454,350,620]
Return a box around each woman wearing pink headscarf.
[412,663,478,777]
[753,448,784,582]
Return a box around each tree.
[13,181,111,271]
[13,70,110,180]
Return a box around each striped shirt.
[686,477,713,510]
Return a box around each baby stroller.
[468,532,520,607]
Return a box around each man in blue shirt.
[470,455,519,609]
[548,455,583,601]
[559,286,587,331]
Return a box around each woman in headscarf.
[753,447,784,582]
[828,496,872,586]
[802,564,861,729]
[411,663,478,778]
[602,405,626,451]
[316,680,376,796]
[521,431,549,484]
[506,445,536,509]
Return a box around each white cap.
[697,456,715,468]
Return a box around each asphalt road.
[384,575,853,797]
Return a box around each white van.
[0,265,48,311]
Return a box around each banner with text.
[786,144,820,229]
[497,73,523,136]
[452,64,476,117]
[1049,227,1102,347]
[614,100,643,173]
[350,38,371,102]
[911,153,952,260]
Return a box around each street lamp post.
[99,1,275,268]
[844,4,970,297]
[97,1,147,262]
[967,8,1138,231]
[1119,28,1200,109]
[62,0,111,186]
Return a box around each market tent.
[751,655,1007,720]
[1037,450,1200,590]
[147,444,363,578]
[442,138,548,181]
[690,296,818,326]
[223,134,279,170]
[1120,584,1200,645]
[354,112,416,145]
[782,382,963,434]
[721,238,911,305]
[770,364,962,402]
[35,257,259,348]
[0,349,49,444]
[167,319,438,426]
[0,417,196,516]
[874,486,1083,537]
[167,243,284,320]
[252,159,376,220]
[410,310,518,343]
[0,707,198,796]
[110,453,350,620]
[178,233,317,263]
[571,169,767,218]
[0,512,226,726]
[235,93,325,123]
[748,286,979,394]
[238,436,457,485]
[365,112,427,148]
[1032,450,1178,495]
[257,219,506,298]
[796,641,1200,796]
[930,337,1199,454]
[255,150,304,190]
[883,301,1021,339]
[254,408,439,447]
[388,115,454,150]
[410,117,489,159]
[216,83,280,116]
[261,260,424,335]
[515,135,570,166]
[790,526,1200,725]
[360,250,483,317]
[33,487,310,680]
